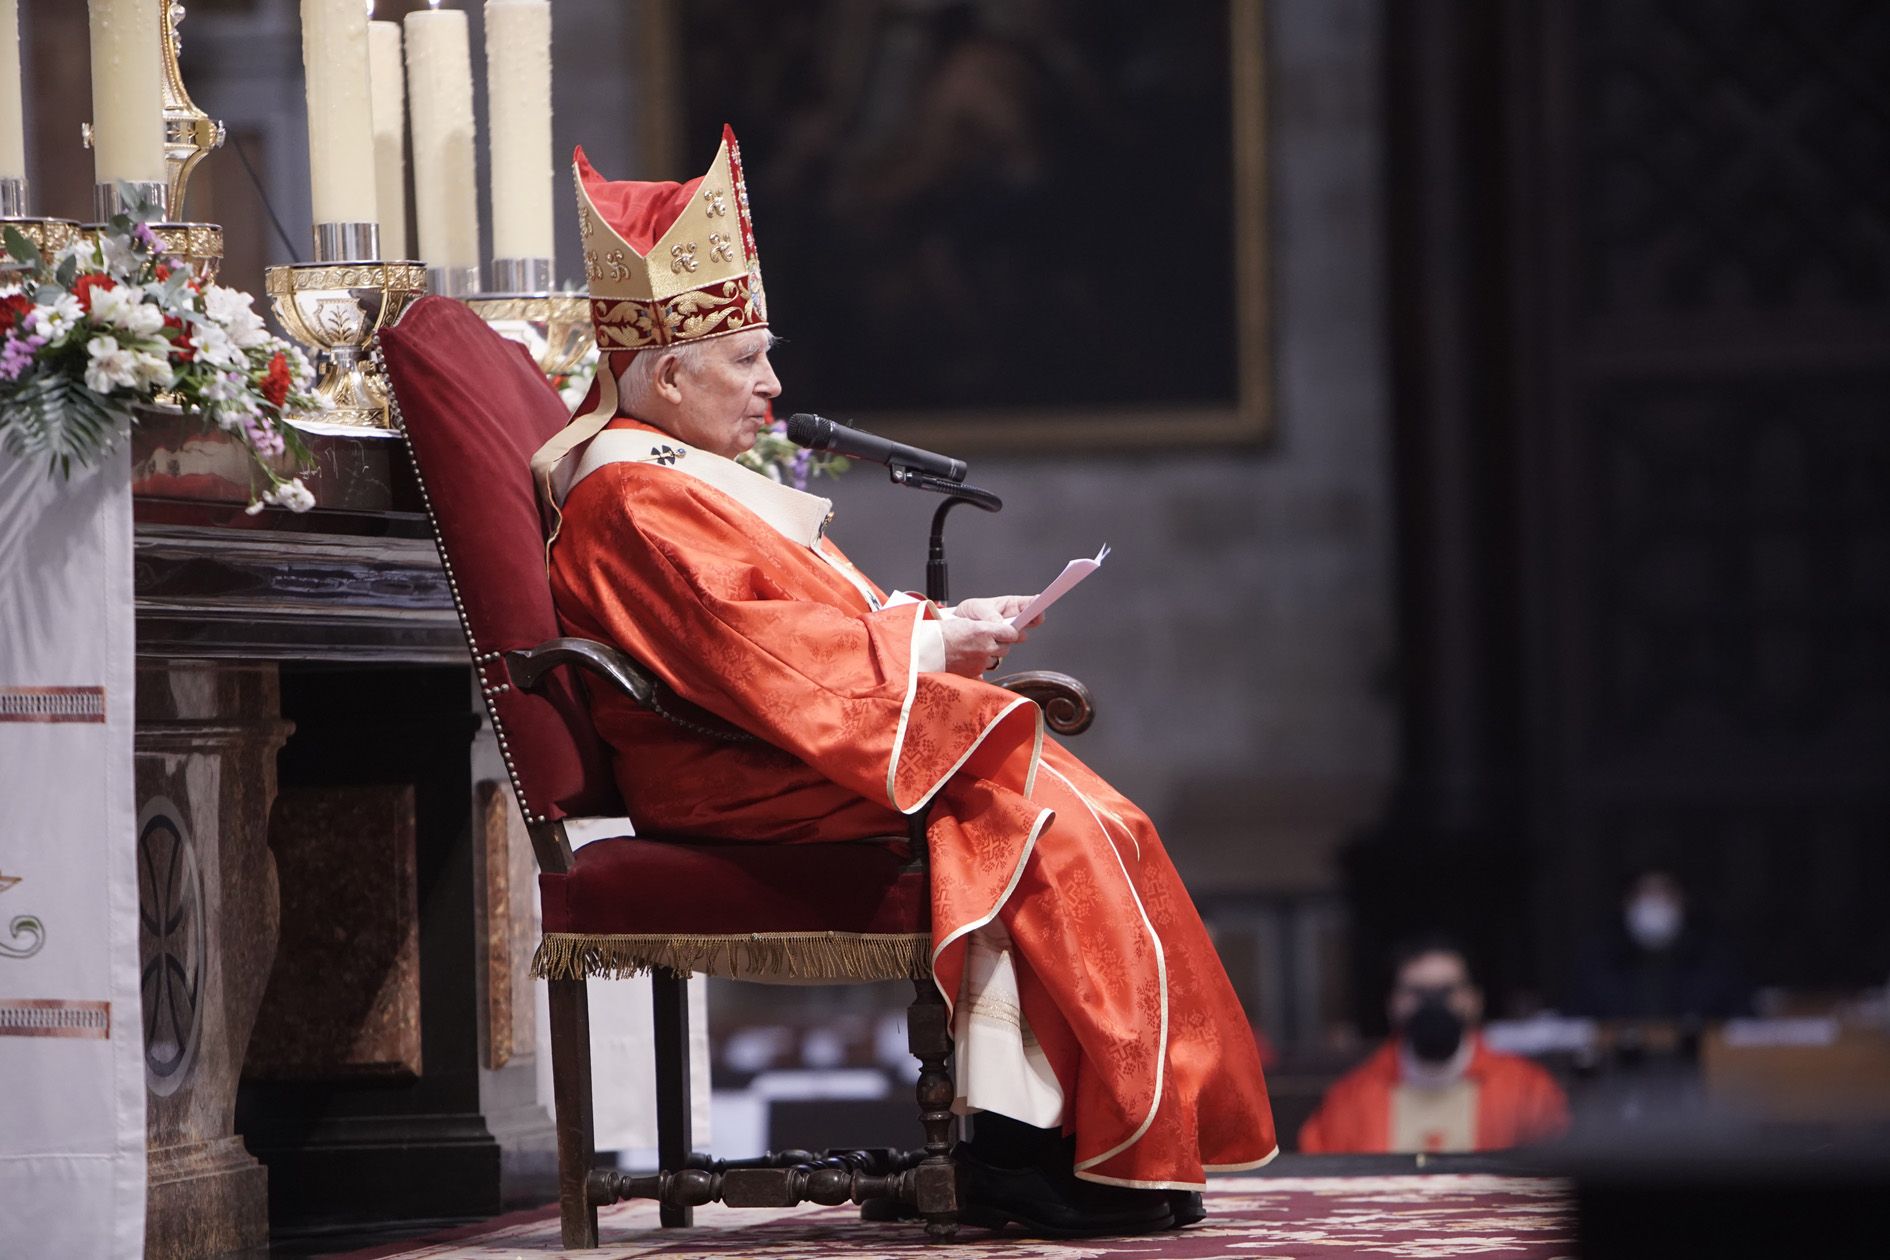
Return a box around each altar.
[130,409,553,1257]
[0,2,617,1254]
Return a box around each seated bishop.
[531,126,1276,1236]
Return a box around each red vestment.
[548,417,1276,1188]
[1297,1037,1570,1154]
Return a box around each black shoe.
[1166,1190,1207,1227]
[955,1148,1175,1237]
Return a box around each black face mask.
[1402,997,1466,1064]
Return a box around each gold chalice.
[265,261,428,430]
[463,291,595,379]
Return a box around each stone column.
[134,663,289,1260]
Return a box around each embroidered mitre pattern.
[575,125,768,351]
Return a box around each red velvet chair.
[376,297,1092,1247]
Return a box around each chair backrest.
[379,295,622,824]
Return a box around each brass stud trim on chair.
[377,345,538,823]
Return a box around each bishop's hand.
[949,595,1044,629]
[940,611,1028,678]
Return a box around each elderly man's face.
[661,329,782,458]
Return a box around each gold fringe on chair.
[531,930,933,983]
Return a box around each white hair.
[614,329,777,417]
[616,340,710,417]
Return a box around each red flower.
[72,272,116,313]
[163,314,195,362]
[0,293,30,333]
[154,263,172,282]
[261,351,292,408]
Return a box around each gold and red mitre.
[575,124,768,351]
[531,126,770,526]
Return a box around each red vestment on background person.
[1297,1037,1569,1154]
[548,416,1276,1188]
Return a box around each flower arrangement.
[549,348,847,492]
[0,190,321,512]
[737,418,849,491]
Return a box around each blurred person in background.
[1300,935,1570,1154]
[1569,869,1751,1022]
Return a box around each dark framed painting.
[637,0,1268,450]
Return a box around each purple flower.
[789,445,814,492]
[0,332,45,381]
[133,222,161,251]
[243,414,286,458]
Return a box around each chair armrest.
[504,636,755,744]
[504,639,1096,743]
[992,670,1095,736]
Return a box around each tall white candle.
[87,0,167,188]
[484,0,553,263]
[0,0,24,182]
[368,18,408,258]
[300,0,377,225]
[404,2,480,271]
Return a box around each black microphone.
[785,413,967,483]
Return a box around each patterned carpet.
[341,1174,1576,1258]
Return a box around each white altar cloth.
[0,448,146,1257]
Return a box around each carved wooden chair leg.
[907,978,959,1241]
[548,977,600,1249]
[652,967,695,1228]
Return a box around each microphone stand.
[888,465,1002,604]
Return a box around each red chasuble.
[549,417,1276,1188]
[1297,1037,1571,1155]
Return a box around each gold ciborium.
[265,260,428,430]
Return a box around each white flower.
[281,343,316,389]
[28,294,83,340]
[189,319,247,371]
[274,479,315,513]
[245,479,316,516]
[201,285,272,347]
[83,334,140,393]
[130,349,174,391]
[98,233,140,278]
[203,369,247,403]
[216,385,261,420]
[55,240,99,272]
[89,284,167,338]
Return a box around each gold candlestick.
[160,0,224,218]
[74,4,225,281]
